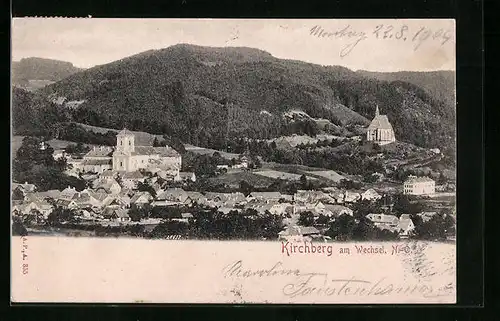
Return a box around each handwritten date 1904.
[372,24,453,50]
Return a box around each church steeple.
[375,105,380,117]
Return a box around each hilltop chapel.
[112,129,182,174]
[366,105,396,145]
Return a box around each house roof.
[405,176,435,184]
[250,192,282,199]
[131,146,180,158]
[82,159,112,166]
[367,213,399,224]
[279,226,320,236]
[398,218,414,231]
[368,114,394,131]
[179,172,195,178]
[185,191,204,200]
[400,214,411,220]
[130,191,152,203]
[84,147,114,158]
[121,171,144,179]
[324,204,353,216]
[101,170,115,177]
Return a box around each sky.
[12,18,455,72]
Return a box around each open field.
[184,144,240,160]
[253,170,318,181]
[305,170,345,182]
[208,170,276,188]
[11,135,87,157]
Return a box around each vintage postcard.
[11,18,456,303]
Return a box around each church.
[112,129,182,175]
[366,105,396,145]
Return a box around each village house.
[248,192,283,203]
[12,199,54,218]
[130,191,154,207]
[278,226,324,242]
[12,182,37,196]
[119,171,145,189]
[52,149,67,160]
[154,188,189,206]
[294,190,335,204]
[322,187,345,204]
[55,199,79,210]
[268,202,294,216]
[366,213,400,232]
[417,211,438,222]
[218,207,242,215]
[398,214,416,238]
[343,191,361,203]
[102,208,131,222]
[58,186,79,200]
[323,204,354,217]
[78,146,114,174]
[177,172,196,182]
[403,176,436,195]
[366,105,396,145]
[361,189,382,201]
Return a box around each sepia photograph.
[11,18,456,303]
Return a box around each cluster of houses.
[11,173,434,240]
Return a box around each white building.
[403,175,436,195]
[112,129,182,174]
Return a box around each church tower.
[116,128,135,154]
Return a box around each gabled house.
[268,202,293,216]
[153,188,188,206]
[119,171,146,189]
[102,208,131,222]
[323,204,354,217]
[278,226,324,242]
[178,172,196,182]
[58,186,79,200]
[397,214,415,238]
[130,191,153,206]
[248,192,283,203]
[366,213,399,228]
[344,191,361,203]
[294,190,335,204]
[361,189,382,201]
[55,199,78,210]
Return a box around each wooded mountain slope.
[18,44,454,149]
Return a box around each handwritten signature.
[222,260,454,299]
[310,24,454,57]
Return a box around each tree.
[299,174,308,189]
[239,180,254,196]
[152,137,162,147]
[12,216,28,236]
[326,214,356,241]
[137,181,157,198]
[12,188,24,201]
[298,211,315,227]
[128,204,151,222]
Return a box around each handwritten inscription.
[21,236,28,275]
[222,260,454,299]
[310,23,454,57]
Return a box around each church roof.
[117,128,134,136]
[84,147,114,158]
[368,115,394,131]
[132,146,180,158]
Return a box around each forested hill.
[12,57,83,90]
[24,44,454,149]
[356,70,455,107]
